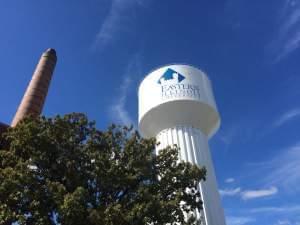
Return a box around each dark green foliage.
[0,113,206,225]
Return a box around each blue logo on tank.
[158,68,185,84]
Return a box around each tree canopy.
[0,113,206,225]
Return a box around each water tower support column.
[156,126,224,225]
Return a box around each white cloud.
[93,0,149,49]
[250,205,300,214]
[274,220,291,225]
[220,185,278,200]
[109,54,141,126]
[241,186,278,200]
[246,143,300,194]
[269,0,300,62]
[273,109,300,127]
[110,76,133,125]
[226,216,255,225]
[219,187,241,197]
[264,143,300,193]
[225,178,235,183]
[218,125,238,146]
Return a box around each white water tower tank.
[138,64,226,225]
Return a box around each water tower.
[138,64,226,225]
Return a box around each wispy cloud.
[220,187,241,197]
[238,142,300,202]
[241,186,278,200]
[268,0,300,62]
[218,124,239,147]
[274,220,292,225]
[225,178,235,183]
[250,205,300,214]
[263,142,300,193]
[273,108,300,127]
[226,216,255,225]
[220,186,278,200]
[226,205,300,224]
[110,76,133,126]
[109,53,142,127]
[93,0,149,49]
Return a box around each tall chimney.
[11,48,57,127]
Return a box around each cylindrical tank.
[138,64,226,225]
[11,48,57,127]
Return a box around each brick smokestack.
[11,48,57,127]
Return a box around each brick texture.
[11,49,57,127]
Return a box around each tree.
[0,113,206,225]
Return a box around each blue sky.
[1,0,300,224]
